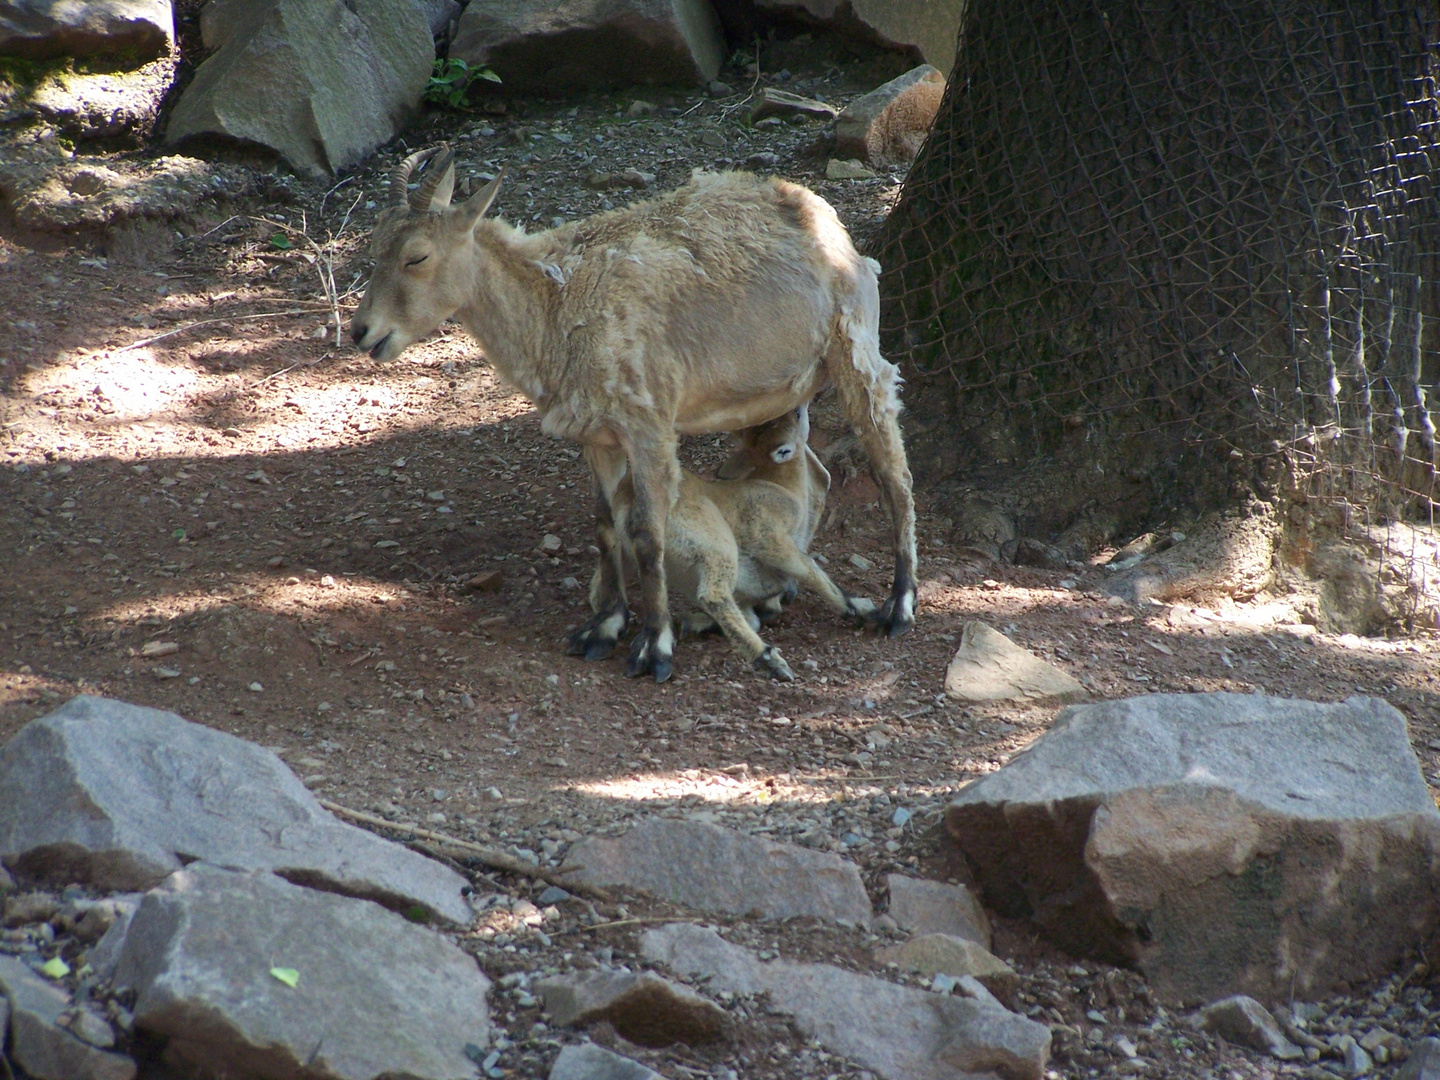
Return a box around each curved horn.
[389,147,437,207]
[410,147,456,213]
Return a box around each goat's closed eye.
[404,254,429,267]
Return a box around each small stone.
[4,892,58,927]
[699,129,725,148]
[64,1007,117,1049]
[847,552,874,571]
[537,886,571,905]
[549,1043,664,1080]
[426,490,446,502]
[707,80,733,96]
[247,682,263,692]
[626,99,656,116]
[461,570,503,593]
[944,621,1088,704]
[745,151,780,169]
[541,534,563,552]
[827,158,878,180]
[154,667,181,680]
[886,874,990,947]
[140,641,178,657]
[537,969,727,1046]
[1200,995,1304,1061]
[1337,1035,1374,1078]
[874,934,1020,1001]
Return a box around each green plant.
[424,57,500,109]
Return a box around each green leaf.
[40,956,70,979]
[403,905,430,924]
[269,234,293,250]
[475,67,502,83]
[171,528,186,540]
[269,966,300,988]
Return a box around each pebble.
[827,158,878,180]
[848,553,874,571]
[248,682,263,692]
[541,534,562,552]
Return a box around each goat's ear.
[460,170,504,228]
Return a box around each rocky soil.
[2,34,1440,1080]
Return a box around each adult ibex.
[350,147,916,681]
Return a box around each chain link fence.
[877,0,1440,566]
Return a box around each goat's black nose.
[349,321,367,345]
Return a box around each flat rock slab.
[886,874,990,947]
[750,87,839,122]
[0,696,471,923]
[946,692,1440,1004]
[0,955,136,1080]
[0,0,173,62]
[875,934,1019,1002]
[537,969,726,1046]
[944,621,1087,703]
[560,819,871,926]
[836,65,946,165]
[113,863,491,1080]
[166,0,432,176]
[642,923,1049,1080]
[549,1043,664,1080]
[451,0,725,94]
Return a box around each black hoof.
[875,582,916,637]
[624,625,674,682]
[567,607,629,660]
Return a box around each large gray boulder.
[0,696,472,924]
[560,818,872,926]
[642,922,1050,1080]
[0,0,172,63]
[113,864,491,1080]
[0,956,136,1080]
[450,0,726,94]
[754,0,964,76]
[945,692,1440,1004]
[165,0,432,176]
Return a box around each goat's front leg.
[621,432,680,682]
[567,444,631,661]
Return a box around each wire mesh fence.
[877,0,1440,547]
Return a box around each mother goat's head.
[349,146,503,362]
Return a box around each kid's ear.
[770,442,797,463]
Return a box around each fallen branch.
[318,797,604,894]
[115,310,313,352]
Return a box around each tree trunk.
[877,0,1440,548]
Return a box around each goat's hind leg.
[567,445,631,661]
[695,565,794,682]
[827,311,918,636]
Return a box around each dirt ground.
[2,37,1440,1080]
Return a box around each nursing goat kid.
[611,404,874,681]
[350,148,917,682]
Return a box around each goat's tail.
[828,306,903,434]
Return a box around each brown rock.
[536,969,727,1046]
[886,874,990,947]
[836,65,946,165]
[946,692,1440,1004]
[876,934,1020,1001]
